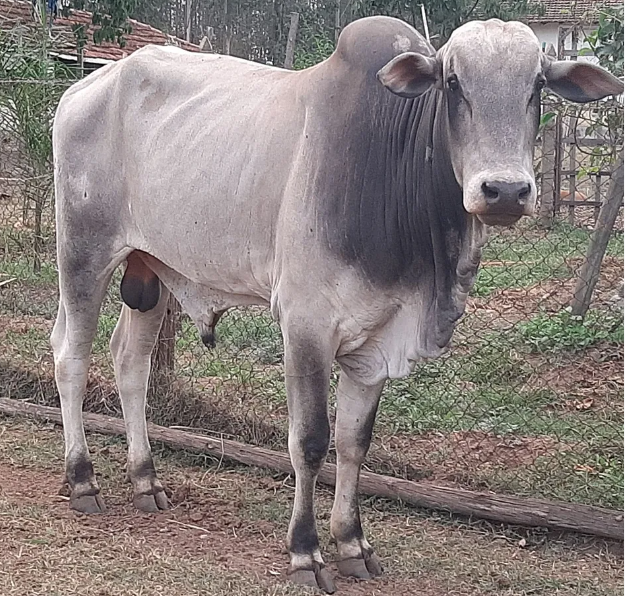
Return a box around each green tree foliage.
[582,7,624,154]
[0,30,74,182]
[0,25,76,266]
[585,6,623,77]
[352,0,543,46]
[126,0,542,66]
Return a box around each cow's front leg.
[331,372,385,579]
[283,329,336,594]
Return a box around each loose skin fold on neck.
[314,80,478,348]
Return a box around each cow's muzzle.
[464,174,536,227]
[477,180,530,226]
[482,180,531,206]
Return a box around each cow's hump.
[334,16,435,74]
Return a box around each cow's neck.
[381,89,484,344]
[317,83,484,346]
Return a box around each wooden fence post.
[571,150,624,317]
[538,117,556,228]
[283,12,299,69]
[185,0,193,43]
[150,294,181,393]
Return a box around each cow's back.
[54,47,308,298]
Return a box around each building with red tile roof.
[0,0,199,67]
[526,0,622,24]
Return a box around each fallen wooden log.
[0,397,622,541]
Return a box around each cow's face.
[377,20,623,226]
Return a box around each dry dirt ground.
[0,416,622,596]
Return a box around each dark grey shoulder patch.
[314,83,466,291]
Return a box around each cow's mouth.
[477,213,524,226]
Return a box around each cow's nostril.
[518,183,532,201]
[482,180,532,205]
[481,182,499,200]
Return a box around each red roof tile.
[0,0,199,62]
[526,0,623,24]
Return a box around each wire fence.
[0,71,623,518]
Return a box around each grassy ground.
[0,219,624,510]
[0,416,623,596]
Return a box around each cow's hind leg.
[331,372,384,579]
[110,279,170,512]
[51,275,114,514]
[282,325,336,594]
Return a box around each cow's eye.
[536,77,546,92]
[447,75,459,92]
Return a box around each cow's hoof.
[70,493,106,514]
[337,552,383,579]
[336,557,370,579]
[133,490,169,513]
[288,565,336,594]
[365,552,383,576]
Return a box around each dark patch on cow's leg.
[64,453,106,514]
[282,330,336,594]
[128,458,169,512]
[331,371,385,579]
[287,507,319,555]
[111,282,171,512]
[120,251,161,312]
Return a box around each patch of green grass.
[380,328,622,437]
[177,309,283,367]
[474,222,623,296]
[175,311,286,404]
[218,309,284,365]
[377,327,623,508]
[517,308,623,353]
[0,255,58,284]
[4,327,50,363]
[93,310,119,354]
[478,450,624,510]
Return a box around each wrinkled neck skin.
[320,83,486,353]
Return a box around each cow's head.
[377,20,623,226]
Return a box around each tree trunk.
[538,117,556,228]
[283,12,299,69]
[185,0,193,42]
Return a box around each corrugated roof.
[0,0,199,62]
[526,0,623,24]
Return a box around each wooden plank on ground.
[0,398,623,540]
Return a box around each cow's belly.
[127,166,281,325]
[117,73,299,306]
[137,251,269,342]
[131,207,277,304]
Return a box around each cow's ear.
[377,52,438,98]
[544,60,623,103]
